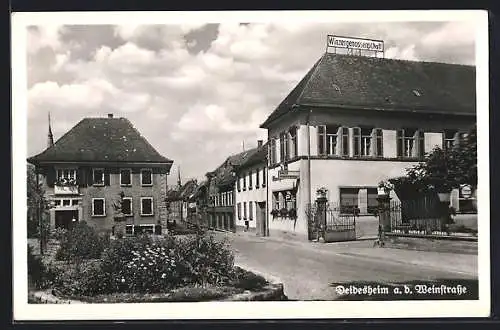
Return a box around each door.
[256,202,266,236]
[55,210,79,230]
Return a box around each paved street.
[213,231,478,301]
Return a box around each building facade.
[260,52,476,241]
[234,140,268,235]
[28,114,173,236]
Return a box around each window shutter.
[78,167,86,187]
[46,167,56,187]
[396,129,403,157]
[353,127,361,157]
[341,127,350,156]
[317,125,326,156]
[417,130,425,158]
[104,169,110,186]
[376,129,383,157]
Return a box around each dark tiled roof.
[260,53,476,128]
[28,117,173,165]
[236,142,268,171]
[166,180,198,201]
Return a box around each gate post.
[316,196,327,242]
[377,194,392,235]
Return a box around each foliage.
[55,221,108,261]
[27,164,48,238]
[288,208,297,219]
[53,177,78,186]
[391,125,477,198]
[52,231,236,297]
[270,209,279,218]
[27,244,55,289]
[279,208,288,218]
[230,267,268,290]
[378,180,394,191]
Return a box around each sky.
[26,20,477,182]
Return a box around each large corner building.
[260,52,476,241]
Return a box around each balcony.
[54,185,79,195]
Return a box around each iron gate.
[306,203,356,242]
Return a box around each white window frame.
[92,168,105,186]
[56,168,77,181]
[92,198,106,217]
[140,197,154,216]
[122,197,133,216]
[140,168,153,186]
[120,168,132,186]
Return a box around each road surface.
[214,231,478,300]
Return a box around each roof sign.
[327,35,384,58]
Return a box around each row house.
[165,178,198,228]
[234,140,268,235]
[205,147,260,232]
[27,114,173,235]
[259,52,476,241]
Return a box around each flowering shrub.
[378,180,394,192]
[52,231,236,297]
[55,221,108,261]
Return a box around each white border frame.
[140,197,154,216]
[12,9,489,321]
[91,197,106,217]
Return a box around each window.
[256,169,260,188]
[243,174,247,190]
[92,168,105,186]
[56,169,77,181]
[120,169,132,186]
[318,125,340,156]
[289,126,298,159]
[237,176,241,192]
[279,132,285,162]
[237,202,241,220]
[54,200,61,206]
[141,169,153,186]
[92,198,106,217]
[444,129,458,150]
[397,129,424,158]
[228,192,233,206]
[339,188,358,213]
[269,138,276,165]
[243,202,247,220]
[71,199,79,206]
[249,201,253,220]
[262,168,266,187]
[272,192,279,210]
[352,127,361,157]
[361,127,372,156]
[249,171,253,190]
[373,128,383,157]
[141,197,154,216]
[63,199,70,206]
[122,197,133,216]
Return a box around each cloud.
[26,20,477,180]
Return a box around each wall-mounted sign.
[328,35,384,52]
[460,185,473,199]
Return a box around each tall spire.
[47,112,54,149]
[177,165,182,188]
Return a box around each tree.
[27,164,47,238]
[392,125,477,195]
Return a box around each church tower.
[47,112,54,149]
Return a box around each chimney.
[257,140,263,148]
[107,113,114,118]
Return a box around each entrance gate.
[306,203,356,242]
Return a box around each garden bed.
[28,222,287,303]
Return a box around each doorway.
[55,210,79,230]
[256,202,267,236]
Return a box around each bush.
[55,221,107,261]
[52,231,237,297]
[28,245,55,289]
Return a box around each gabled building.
[260,51,476,241]
[28,114,174,235]
[205,145,261,232]
[234,140,268,235]
[166,179,198,227]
